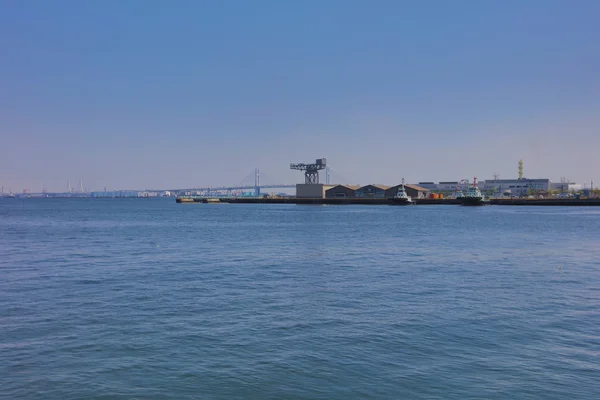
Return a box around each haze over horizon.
[1,1,599,192]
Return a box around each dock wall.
[176,197,600,206]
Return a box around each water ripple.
[1,200,599,399]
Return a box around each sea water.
[1,199,599,399]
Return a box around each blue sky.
[1,0,599,191]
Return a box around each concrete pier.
[176,197,222,204]
[176,197,600,206]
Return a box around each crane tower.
[290,158,326,184]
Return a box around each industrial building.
[322,183,431,199]
[325,185,361,198]
[296,184,336,198]
[385,184,430,199]
[550,182,583,193]
[292,158,334,198]
[301,182,430,199]
[418,178,582,197]
[418,180,482,192]
[416,159,587,197]
[419,179,551,197]
[355,185,390,198]
[482,179,550,196]
[481,160,581,195]
[291,158,585,199]
[488,179,582,196]
[90,191,144,198]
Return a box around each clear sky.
[1,0,599,192]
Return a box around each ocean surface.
[1,198,599,399]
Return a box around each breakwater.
[176,197,600,206]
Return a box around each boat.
[459,177,489,206]
[389,178,413,205]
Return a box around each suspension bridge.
[171,168,292,197]
[11,165,353,198]
[170,166,352,197]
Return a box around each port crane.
[290,158,326,184]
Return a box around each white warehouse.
[419,178,581,197]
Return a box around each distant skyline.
[2,1,599,192]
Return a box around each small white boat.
[390,178,413,205]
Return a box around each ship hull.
[459,197,489,206]
[389,198,412,205]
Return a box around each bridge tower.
[254,168,260,197]
[290,158,326,184]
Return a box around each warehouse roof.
[326,184,361,190]
[405,184,430,191]
[357,184,391,190]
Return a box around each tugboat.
[389,178,413,205]
[459,177,489,206]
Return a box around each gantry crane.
[290,158,326,184]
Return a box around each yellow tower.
[518,160,524,180]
